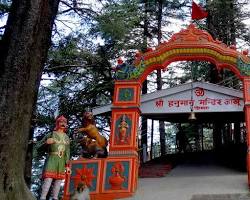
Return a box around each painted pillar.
[243,78,250,187]
[106,80,141,198]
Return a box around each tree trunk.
[24,124,34,188]
[156,0,165,156]
[140,0,150,162]
[141,80,148,162]
[0,0,60,199]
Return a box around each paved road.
[123,164,250,200]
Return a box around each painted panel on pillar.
[104,161,130,192]
[114,114,132,145]
[110,111,137,149]
[118,88,134,101]
[69,162,99,193]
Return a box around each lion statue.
[76,112,108,158]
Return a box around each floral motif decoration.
[71,164,96,189]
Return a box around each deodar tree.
[0,0,60,199]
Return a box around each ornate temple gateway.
[63,24,250,200]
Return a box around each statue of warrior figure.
[35,115,70,200]
[76,112,108,158]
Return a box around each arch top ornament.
[167,23,215,43]
[114,24,250,81]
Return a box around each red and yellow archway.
[64,24,250,200]
[121,24,250,82]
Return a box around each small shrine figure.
[118,115,129,144]
[76,112,108,158]
[35,115,70,200]
[108,162,126,190]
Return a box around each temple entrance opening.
[137,60,246,174]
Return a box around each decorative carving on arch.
[167,23,214,43]
[113,23,250,81]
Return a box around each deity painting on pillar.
[114,114,132,145]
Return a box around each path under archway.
[124,163,248,200]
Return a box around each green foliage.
[90,0,144,56]
[38,33,114,126]
[31,158,44,197]
[207,0,249,45]
[0,2,10,16]
[0,1,11,37]
[95,1,141,41]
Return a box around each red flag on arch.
[191,1,208,20]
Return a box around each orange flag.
[191,1,208,20]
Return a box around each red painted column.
[104,80,141,198]
[243,78,250,188]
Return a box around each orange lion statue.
[77,112,108,158]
